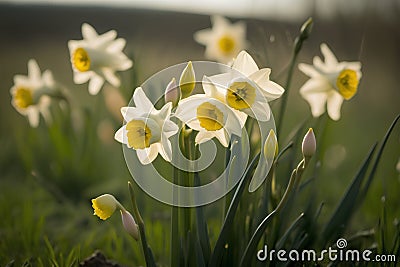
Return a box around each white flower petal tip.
[193,16,248,63]
[298,43,362,121]
[68,23,132,95]
[115,89,178,165]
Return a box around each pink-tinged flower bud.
[302,128,316,158]
[120,209,139,241]
[164,77,180,107]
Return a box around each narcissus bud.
[263,129,278,160]
[179,61,196,99]
[302,128,316,158]
[164,77,180,107]
[120,209,139,241]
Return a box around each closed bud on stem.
[164,77,180,107]
[294,17,313,54]
[263,129,278,160]
[300,17,313,41]
[179,61,196,99]
[120,209,139,241]
[302,128,316,158]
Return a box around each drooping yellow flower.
[68,23,132,95]
[10,59,56,127]
[91,194,139,241]
[298,43,362,120]
[114,87,179,164]
[92,194,119,220]
[194,16,247,63]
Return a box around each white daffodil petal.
[13,75,29,86]
[42,70,55,87]
[320,43,338,67]
[88,74,105,95]
[73,71,92,84]
[193,29,212,44]
[298,63,321,78]
[136,145,159,165]
[133,87,154,114]
[82,23,98,40]
[95,29,118,48]
[159,136,173,162]
[102,68,120,87]
[28,60,42,87]
[312,56,328,73]
[27,108,40,128]
[121,107,143,122]
[163,120,179,138]
[232,50,259,76]
[327,91,344,121]
[299,78,331,94]
[115,57,133,71]
[107,38,126,53]
[248,68,271,84]
[157,102,172,121]
[258,80,285,101]
[232,109,248,128]
[303,91,328,118]
[114,125,127,145]
[245,101,270,122]
[202,75,225,100]
[195,131,215,145]
[212,15,230,29]
[213,129,229,147]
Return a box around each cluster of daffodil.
[113,50,284,164]
[8,16,369,266]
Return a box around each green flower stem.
[239,158,307,266]
[171,157,180,267]
[128,182,156,267]
[223,144,231,219]
[276,17,313,136]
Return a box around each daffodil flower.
[92,194,120,220]
[92,194,139,240]
[194,16,247,63]
[10,59,56,127]
[68,23,132,95]
[174,95,242,147]
[202,51,284,125]
[114,87,179,164]
[298,43,362,121]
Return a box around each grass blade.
[208,153,260,267]
[322,144,377,243]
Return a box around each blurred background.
[0,0,399,265]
